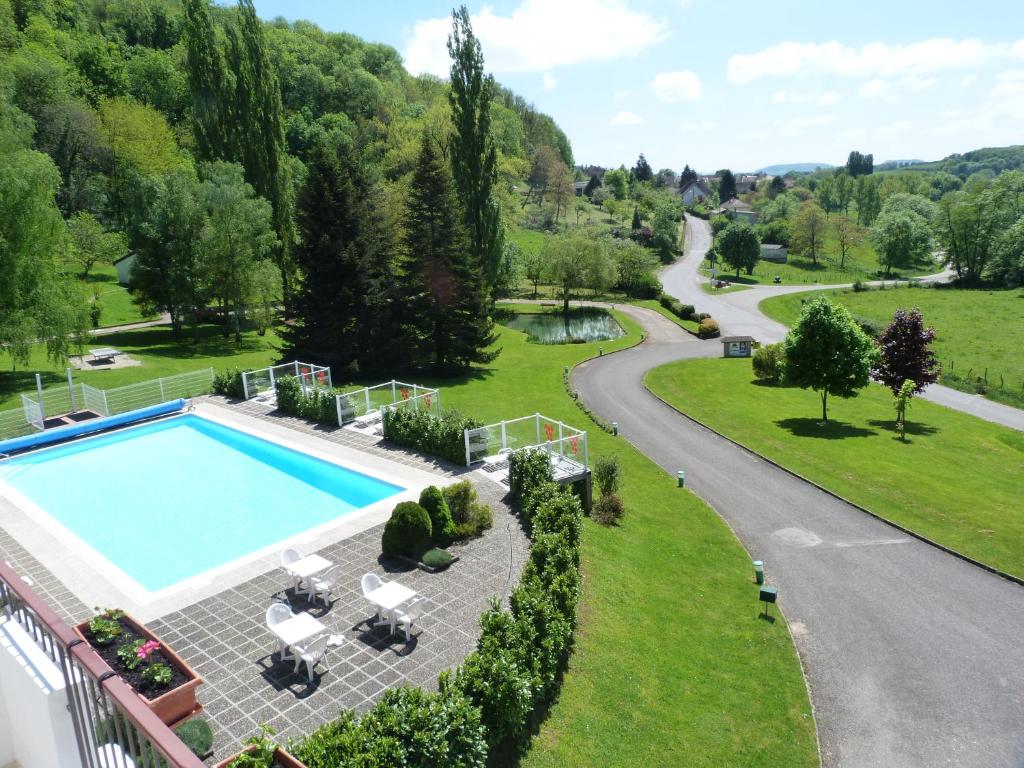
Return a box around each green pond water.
[502,311,625,344]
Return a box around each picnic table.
[269,612,327,660]
[367,581,417,636]
[89,347,124,364]
[286,553,333,599]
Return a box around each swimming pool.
[0,414,404,592]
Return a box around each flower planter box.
[214,746,308,768]
[75,612,204,728]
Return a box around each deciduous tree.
[67,211,127,278]
[790,201,828,264]
[832,216,864,269]
[872,308,939,395]
[782,297,878,423]
[717,221,760,277]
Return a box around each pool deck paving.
[0,396,528,764]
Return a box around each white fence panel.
[81,385,109,417]
[20,396,43,432]
[0,409,35,441]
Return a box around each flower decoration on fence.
[424,393,433,409]
[317,370,327,385]
[544,423,555,442]
[400,388,410,401]
[570,436,579,455]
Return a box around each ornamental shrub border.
[274,376,339,425]
[288,445,581,766]
[381,408,482,465]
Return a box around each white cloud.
[727,38,1024,84]
[680,120,717,132]
[651,71,703,102]
[542,72,557,91]
[876,121,913,135]
[837,128,866,143]
[858,79,895,101]
[961,74,977,87]
[614,89,631,99]
[736,128,769,141]
[772,89,841,105]
[610,111,642,126]
[404,0,669,76]
[991,71,1024,98]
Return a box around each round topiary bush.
[419,486,456,542]
[382,502,432,558]
[421,547,455,570]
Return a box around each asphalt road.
[573,303,1024,767]
[662,215,1024,432]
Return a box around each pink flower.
[136,640,160,661]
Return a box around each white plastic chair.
[292,634,330,682]
[280,547,305,592]
[309,565,340,606]
[391,597,426,642]
[265,603,294,657]
[361,573,384,622]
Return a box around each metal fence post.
[67,369,77,412]
[464,428,472,466]
[501,421,507,452]
[102,389,109,416]
[391,380,397,403]
[159,377,166,401]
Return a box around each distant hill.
[757,162,835,175]
[875,159,925,172]
[899,145,1024,178]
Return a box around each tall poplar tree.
[447,5,502,288]
[182,0,232,161]
[398,135,497,371]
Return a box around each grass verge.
[647,357,1024,578]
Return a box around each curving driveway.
[572,303,1024,768]
[663,215,1023,431]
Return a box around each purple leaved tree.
[872,308,940,395]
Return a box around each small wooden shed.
[721,336,755,358]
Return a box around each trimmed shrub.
[274,375,338,425]
[422,548,455,569]
[592,455,621,497]
[441,480,493,538]
[531,487,583,553]
[382,409,482,465]
[295,687,486,767]
[175,718,214,758]
[752,342,785,383]
[698,318,720,338]
[212,368,246,399]
[420,486,457,542]
[274,375,302,414]
[677,303,695,320]
[658,294,675,310]
[591,493,626,525]
[507,449,554,509]
[381,502,432,558]
[631,271,662,298]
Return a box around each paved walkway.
[571,303,1024,768]
[663,215,1024,432]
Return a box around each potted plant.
[215,727,307,768]
[75,609,204,727]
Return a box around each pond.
[502,310,626,344]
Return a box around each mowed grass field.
[419,310,818,768]
[647,358,1024,578]
[76,263,156,327]
[761,286,1024,407]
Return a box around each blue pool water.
[1,415,403,591]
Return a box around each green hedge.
[381,408,482,465]
[419,486,457,543]
[212,367,246,399]
[382,501,433,558]
[274,376,339,426]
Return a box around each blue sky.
[250,1,1024,172]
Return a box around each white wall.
[0,617,82,768]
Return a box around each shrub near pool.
[382,409,482,465]
[381,502,432,558]
[419,486,457,542]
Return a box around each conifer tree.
[398,135,497,371]
[447,5,502,288]
[282,138,393,374]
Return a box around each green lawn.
[704,230,939,287]
[0,324,281,410]
[418,312,817,768]
[77,263,156,327]
[760,285,1024,408]
[647,358,1024,578]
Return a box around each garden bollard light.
[612,421,618,436]
[677,470,685,488]
[754,560,764,585]
[599,348,603,356]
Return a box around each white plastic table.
[366,581,417,635]
[269,612,326,660]
[287,554,332,598]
